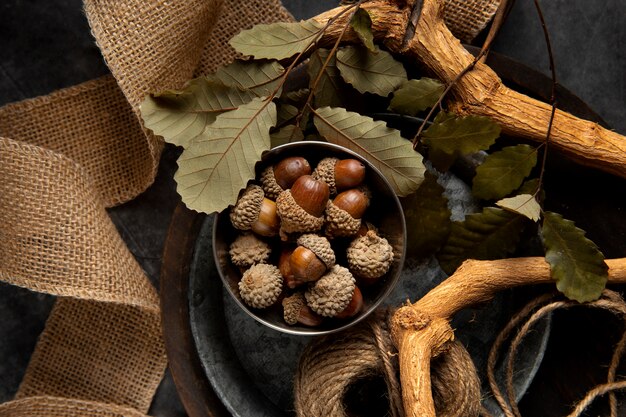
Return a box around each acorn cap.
[282,292,307,325]
[230,184,264,230]
[305,265,355,317]
[312,157,339,194]
[228,232,271,268]
[276,189,325,235]
[259,166,283,200]
[238,263,283,309]
[296,234,336,269]
[347,230,394,279]
[324,199,361,238]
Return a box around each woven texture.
[444,0,501,42]
[0,0,499,416]
[0,0,294,416]
[0,397,148,417]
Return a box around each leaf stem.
[266,5,359,105]
[532,0,558,200]
[296,0,366,129]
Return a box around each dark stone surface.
[1,1,625,416]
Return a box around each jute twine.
[294,311,482,417]
[0,0,499,416]
[485,290,626,417]
[296,290,626,417]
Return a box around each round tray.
[160,48,614,417]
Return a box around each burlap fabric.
[0,1,498,416]
[445,0,501,43]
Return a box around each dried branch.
[391,257,626,417]
[312,0,626,179]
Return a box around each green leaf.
[271,124,303,148]
[350,8,376,52]
[140,77,256,148]
[336,46,407,96]
[401,172,451,258]
[175,97,276,213]
[313,106,425,196]
[422,111,501,155]
[216,60,285,97]
[472,144,537,200]
[229,20,324,60]
[438,207,527,274]
[308,48,346,108]
[541,212,608,302]
[496,194,541,221]
[389,78,445,115]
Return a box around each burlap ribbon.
[0,1,498,416]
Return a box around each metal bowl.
[212,141,407,335]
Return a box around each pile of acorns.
[227,155,394,327]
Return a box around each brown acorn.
[313,157,366,194]
[289,246,327,287]
[230,185,280,237]
[333,188,369,219]
[278,247,295,287]
[334,159,366,190]
[335,286,364,319]
[282,293,323,327]
[290,175,330,217]
[276,175,329,237]
[260,157,312,199]
[325,188,370,238]
[274,157,311,189]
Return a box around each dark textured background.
[1,1,625,416]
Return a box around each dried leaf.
[271,124,304,148]
[422,111,501,155]
[277,103,299,126]
[336,46,407,96]
[389,78,445,115]
[496,194,541,221]
[308,48,346,108]
[216,60,285,97]
[175,97,276,214]
[473,144,537,200]
[140,77,256,148]
[229,20,323,60]
[313,106,425,196]
[350,8,376,52]
[401,172,451,258]
[541,212,608,302]
[284,88,310,105]
[438,207,527,274]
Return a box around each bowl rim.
[212,140,407,336]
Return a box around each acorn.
[305,265,356,317]
[260,156,311,199]
[335,286,364,319]
[278,247,295,287]
[287,234,336,288]
[325,188,370,238]
[238,263,283,309]
[347,230,394,285]
[313,157,366,194]
[282,292,323,326]
[228,232,271,269]
[230,184,280,237]
[276,175,329,238]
